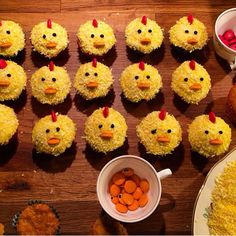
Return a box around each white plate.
[192,147,236,235]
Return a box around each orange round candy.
[110,184,120,197]
[139,194,148,207]
[118,194,126,205]
[124,180,137,194]
[115,203,128,213]
[140,179,149,193]
[112,172,125,186]
[122,193,134,205]
[122,168,134,177]
[128,200,139,211]
[111,196,119,204]
[133,187,143,200]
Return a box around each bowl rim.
[96,154,162,223]
[215,7,236,54]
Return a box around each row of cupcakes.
[0,59,211,105]
[0,15,208,58]
[0,104,231,158]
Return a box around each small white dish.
[96,155,172,223]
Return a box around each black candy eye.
[6,30,10,34]
[184,78,188,82]
[219,131,223,134]
[85,72,89,76]
[100,34,104,38]
[146,75,150,79]
[56,127,60,132]
[194,31,198,35]
[148,29,152,33]
[137,29,142,34]
[46,129,50,133]
[52,33,57,37]
[111,124,115,128]
[91,34,94,38]
[98,124,103,129]
[52,78,56,82]
[135,75,139,80]
[94,72,98,76]
[200,77,204,81]
[167,129,171,133]
[151,129,157,134]
[185,30,189,33]
[41,78,45,82]
[43,34,46,39]
[7,74,11,77]
[205,130,209,134]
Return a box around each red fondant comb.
[187,15,194,24]
[0,59,7,69]
[189,60,196,70]
[51,111,57,122]
[141,16,147,25]
[92,58,97,67]
[92,19,98,28]
[47,19,52,28]
[49,61,54,71]
[209,112,216,123]
[139,61,145,71]
[103,107,109,118]
[159,109,166,120]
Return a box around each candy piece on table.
[223,29,235,41]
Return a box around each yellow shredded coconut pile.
[188,115,231,158]
[120,63,162,103]
[171,61,211,104]
[0,60,26,101]
[208,161,236,235]
[32,114,76,156]
[0,104,18,145]
[31,21,68,58]
[84,108,127,153]
[0,20,25,57]
[31,65,71,105]
[125,17,163,54]
[77,20,116,56]
[169,16,208,52]
[136,111,182,155]
[74,61,113,100]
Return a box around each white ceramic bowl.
[96,155,172,223]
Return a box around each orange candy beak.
[0,80,10,87]
[44,87,58,95]
[189,83,202,91]
[0,41,12,48]
[140,38,151,45]
[187,38,198,45]
[157,136,170,143]
[100,131,113,139]
[47,138,60,145]
[93,41,105,48]
[86,81,98,88]
[46,41,57,48]
[209,138,223,145]
[137,82,150,90]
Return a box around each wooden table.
[0,1,235,234]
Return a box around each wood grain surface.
[0,1,236,234]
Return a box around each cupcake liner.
[12,200,60,235]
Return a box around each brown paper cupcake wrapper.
[12,200,60,235]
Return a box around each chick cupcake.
[31,19,68,58]
[0,20,25,57]
[125,16,164,54]
[74,58,113,100]
[84,107,127,153]
[171,60,211,104]
[136,109,182,156]
[120,61,162,103]
[188,112,231,158]
[169,15,208,52]
[32,111,76,156]
[0,59,26,101]
[31,61,71,105]
[0,104,18,145]
[77,19,116,56]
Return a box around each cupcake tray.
[0,10,235,234]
